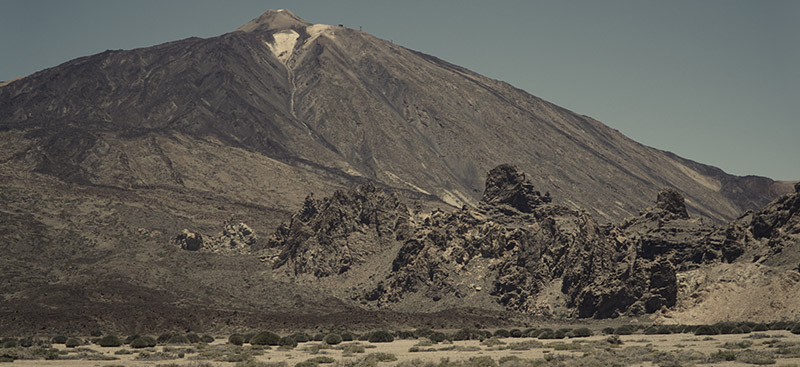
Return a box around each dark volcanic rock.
[267,182,412,277]
[656,187,689,219]
[174,229,204,251]
[480,164,550,213]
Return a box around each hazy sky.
[1,0,797,180]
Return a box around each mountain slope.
[0,9,789,226]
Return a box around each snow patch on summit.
[266,30,299,64]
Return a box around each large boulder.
[480,164,550,213]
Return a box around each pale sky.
[1,0,797,180]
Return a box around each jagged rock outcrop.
[174,229,204,251]
[174,222,257,254]
[480,164,551,213]
[267,182,412,277]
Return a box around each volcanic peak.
[236,9,311,33]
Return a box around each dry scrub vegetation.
[3,323,800,366]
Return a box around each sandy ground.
[7,330,800,366]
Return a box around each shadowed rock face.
[267,165,682,318]
[656,188,690,219]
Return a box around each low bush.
[367,330,394,343]
[279,336,297,348]
[340,332,355,342]
[791,324,800,335]
[186,333,201,343]
[290,332,311,343]
[306,356,336,364]
[341,343,365,354]
[323,334,342,345]
[736,350,776,365]
[201,334,215,343]
[97,335,123,347]
[509,329,523,338]
[51,335,68,344]
[65,338,81,348]
[166,334,190,345]
[1,339,17,348]
[695,325,720,336]
[90,330,103,337]
[250,331,280,346]
[493,329,510,338]
[228,334,245,346]
[601,327,615,335]
[614,325,635,335]
[709,350,736,362]
[313,333,326,342]
[570,328,593,338]
[429,332,447,343]
[131,336,157,349]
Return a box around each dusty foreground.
[6,330,800,367]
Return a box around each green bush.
[65,338,81,348]
[509,329,523,338]
[290,332,311,343]
[157,333,173,344]
[131,336,157,348]
[340,332,355,342]
[342,343,366,354]
[124,334,140,344]
[752,323,769,332]
[186,333,201,343]
[396,330,416,339]
[313,333,326,341]
[18,337,33,347]
[493,329,510,338]
[365,352,397,362]
[201,334,215,343]
[429,332,447,343]
[97,335,123,347]
[295,362,318,367]
[601,327,615,335]
[468,356,496,367]
[51,335,68,344]
[570,327,593,338]
[228,334,245,346]
[710,350,736,362]
[166,334,190,345]
[367,330,394,343]
[250,331,280,346]
[614,325,635,335]
[279,336,298,348]
[323,334,342,345]
[791,324,800,335]
[1,339,17,348]
[90,330,103,337]
[306,356,336,364]
[694,325,720,335]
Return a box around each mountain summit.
[236,9,312,33]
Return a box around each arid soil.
[7,329,800,366]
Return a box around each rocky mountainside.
[0,9,789,226]
[260,165,800,322]
[0,9,797,333]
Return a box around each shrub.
[295,362,318,367]
[709,350,736,362]
[157,333,173,344]
[493,329,510,338]
[166,334,190,345]
[90,330,103,337]
[509,329,523,338]
[367,330,394,343]
[695,325,720,336]
[65,338,81,348]
[186,333,201,343]
[468,356,496,367]
[250,331,280,346]
[396,330,416,339]
[429,332,447,343]
[228,334,245,346]
[365,352,397,362]
[753,323,769,332]
[313,333,326,342]
[18,337,33,347]
[290,332,311,343]
[791,324,800,335]
[342,343,365,354]
[279,336,298,348]
[51,335,68,344]
[606,335,623,345]
[601,327,615,335]
[201,334,215,343]
[97,335,123,347]
[340,332,355,342]
[614,325,635,335]
[323,334,342,345]
[124,334,140,344]
[736,350,776,365]
[131,336,157,348]
[1,339,17,348]
[570,328,593,338]
[306,356,336,364]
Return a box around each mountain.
[0,9,796,333]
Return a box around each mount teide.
[0,10,793,332]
